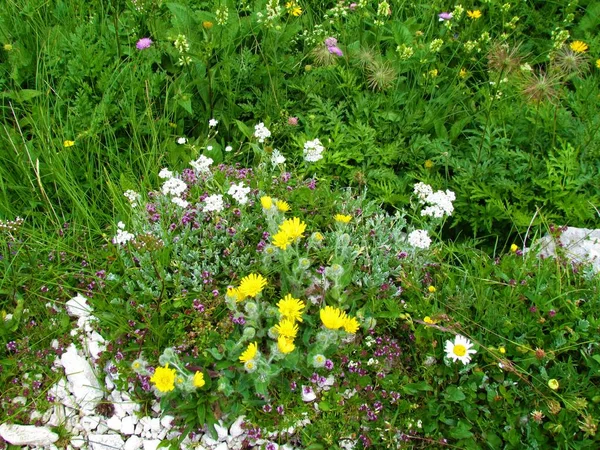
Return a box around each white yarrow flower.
[303,138,325,162]
[123,190,140,207]
[444,335,477,365]
[208,119,218,128]
[202,194,224,213]
[271,149,286,165]
[407,229,431,249]
[190,154,214,173]
[227,182,251,205]
[158,168,173,179]
[113,223,135,245]
[171,197,189,208]
[254,122,271,143]
[413,182,433,201]
[161,178,187,197]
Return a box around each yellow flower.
[342,316,360,334]
[275,319,299,339]
[260,196,273,209]
[320,306,347,330]
[548,379,559,390]
[272,230,293,250]
[424,159,434,169]
[63,140,75,147]
[193,371,205,388]
[277,336,295,353]
[428,69,438,78]
[238,274,267,299]
[312,232,324,241]
[285,1,302,16]
[499,346,506,354]
[596,59,600,69]
[423,316,436,324]
[277,294,306,322]
[510,244,519,253]
[334,214,352,223]
[459,68,468,78]
[226,287,242,302]
[428,286,436,293]
[239,342,258,362]
[276,200,290,212]
[278,217,306,241]
[569,41,588,53]
[150,364,176,393]
[467,10,482,19]
[4,43,13,51]
[202,21,213,29]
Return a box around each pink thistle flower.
[136,37,153,50]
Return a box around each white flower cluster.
[171,197,189,208]
[254,122,271,143]
[203,194,224,213]
[303,138,325,162]
[161,177,187,197]
[176,137,187,145]
[209,118,218,127]
[413,182,455,218]
[123,190,140,207]
[158,168,173,179]
[227,182,251,205]
[271,149,286,165]
[407,229,431,249]
[190,154,213,173]
[113,222,134,245]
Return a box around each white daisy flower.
[444,335,476,365]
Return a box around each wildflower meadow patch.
[1,0,599,449]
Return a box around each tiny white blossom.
[206,145,213,151]
[303,138,325,162]
[171,197,189,208]
[161,178,187,197]
[254,122,271,143]
[407,229,432,249]
[113,224,134,245]
[271,149,286,165]
[301,385,316,402]
[203,194,224,213]
[158,168,173,179]
[190,154,214,173]
[413,182,433,201]
[123,190,140,207]
[176,137,187,144]
[209,119,218,127]
[227,182,251,205]
[225,145,233,152]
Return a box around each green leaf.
[318,401,331,412]
[401,381,433,395]
[197,403,206,424]
[449,420,473,440]
[443,386,466,402]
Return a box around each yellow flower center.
[453,344,467,357]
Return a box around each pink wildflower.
[136,38,153,50]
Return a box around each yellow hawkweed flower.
[226,287,242,302]
[428,286,436,293]
[285,1,302,16]
[238,273,267,299]
[239,342,258,362]
[202,21,213,29]
[320,306,347,330]
[424,159,434,169]
[150,364,176,393]
[499,346,506,354]
[277,294,305,322]
[272,230,293,250]
[193,371,205,388]
[596,59,600,69]
[334,214,352,223]
[423,316,436,324]
[275,319,299,339]
[510,244,519,253]
[459,68,468,78]
[548,379,559,390]
[312,232,324,241]
[260,196,273,209]
[467,10,482,19]
[276,200,290,212]
[277,336,295,353]
[342,316,360,334]
[63,140,75,147]
[569,41,588,53]
[278,217,306,241]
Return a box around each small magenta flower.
[136,38,153,50]
[325,37,338,48]
[438,12,453,21]
[287,116,298,126]
[328,46,343,57]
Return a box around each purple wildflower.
[438,12,453,21]
[136,38,153,50]
[328,46,344,57]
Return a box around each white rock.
[215,422,228,441]
[71,436,86,448]
[104,375,115,391]
[46,404,66,427]
[30,410,43,422]
[214,443,228,450]
[60,344,103,413]
[121,416,137,435]
[106,415,122,431]
[0,423,59,446]
[87,340,105,360]
[229,415,245,438]
[201,434,218,447]
[80,416,101,432]
[148,417,161,434]
[124,435,143,450]
[114,391,139,417]
[160,415,174,429]
[142,440,162,450]
[533,227,600,273]
[88,433,124,450]
[151,401,161,414]
[65,293,92,318]
[12,396,27,406]
[95,422,109,435]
